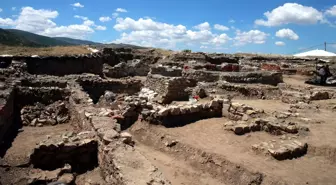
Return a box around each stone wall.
[143,99,226,127]
[15,87,70,108]
[145,75,197,104]
[183,70,221,82]
[104,59,150,78]
[0,88,14,143]
[79,78,142,103]
[149,66,182,77]
[220,71,283,85]
[24,55,104,76]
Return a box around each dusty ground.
[128,75,336,185]
[0,45,92,56]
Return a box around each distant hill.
[0,28,40,47]
[97,43,147,49]
[0,28,101,47]
[53,37,100,45]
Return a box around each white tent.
[294,49,336,57]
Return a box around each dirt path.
[135,142,226,185]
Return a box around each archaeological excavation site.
[0,48,336,185]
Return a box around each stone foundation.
[145,75,197,104]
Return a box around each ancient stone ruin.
[1,48,336,185]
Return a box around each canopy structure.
[294,49,336,57]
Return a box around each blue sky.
[0,0,336,54]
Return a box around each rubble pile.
[252,140,308,160]
[225,117,308,136]
[20,101,70,127]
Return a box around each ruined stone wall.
[15,87,70,108]
[24,56,104,76]
[145,75,197,104]
[183,70,221,82]
[220,71,283,85]
[149,66,182,77]
[79,78,142,103]
[104,59,150,78]
[0,88,14,143]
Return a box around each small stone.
[37,123,43,127]
[30,118,37,126]
[242,114,250,121]
[58,173,75,184]
[232,125,245,135]
[246,110,257,115]
[120,132,134,145]
[158,108,169,117]
[165,140,178,147]
[102,130,120,144]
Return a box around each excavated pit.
[30,137,98,173]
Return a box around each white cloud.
[0,6,100,39]
[326,5,336,17]
[255,3,324,26]
[0,18,16,26]
[234,30,268,46]
[95,25,106,30]
[214,24,229,31]
[200,46,208,49]
[12,7,16,11]
[15,7,59,33]
[275,28,299,40]
[43,25,94,38]
[0,8,2,13]
[211,33,231,45]
[112,13,119,18]
[229,19,235,23]
[113,17,231,49]
[74,15,88,21]
[99,16,112,22]
[275,41,285,46]
[71,2,84,8]
[193,22,211,31]
[116,8,127,13]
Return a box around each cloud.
[116,8,127,13]
[275,41,285,46]
[99,16,112,22]
[0,8,2,13]
[200,46,208,49]
[234,30,269,46]
[275,28,299,40]
[15,7,59,33]
[214,24,229,31]
[255,3,324,26]
[229,19,235,23]
[95,25,106,30]
[12,7,16,11]
[326,5,336,17]
[71,3,84,8]
[74,15,88,21]
[112,13,119,18]
[0,6,102,39]
[0,18,16,26]
[193,22,211,31]
[113,17,231,49]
